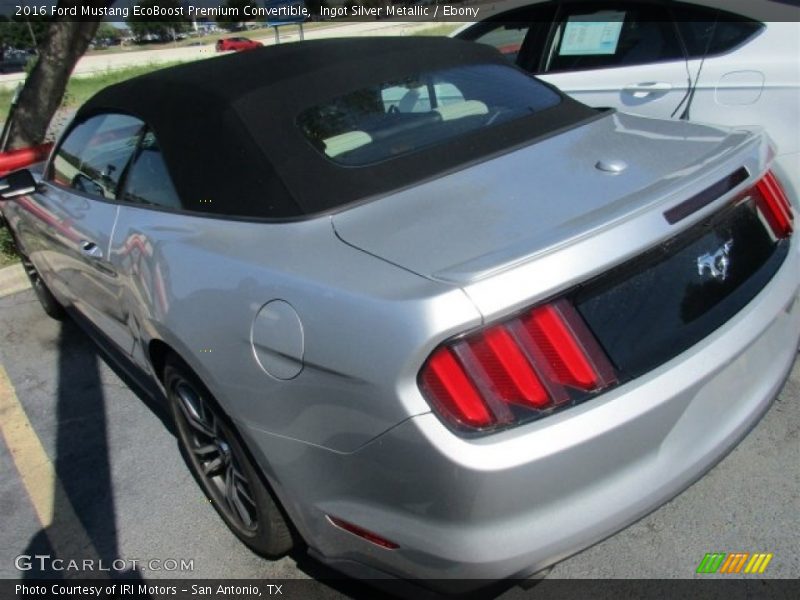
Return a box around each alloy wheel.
[172,379,258,534]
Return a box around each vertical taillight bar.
[419,298,617,432]
[755,170,793,238]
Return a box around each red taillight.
[754,170,793,238]
[470,326,550,409]
[421,348,493,427]
[419,298,617,431]
[522,303,604,390]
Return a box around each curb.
[0,262,29,298]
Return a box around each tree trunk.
[4,2,110,150]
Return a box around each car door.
[110,129,184,371]
[40,112,145,354]
[533,1,692,118]
[669,6,799,194]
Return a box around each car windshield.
[297,63,561,166]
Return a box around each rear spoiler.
[0,143,52,178]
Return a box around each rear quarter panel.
[107,207,480,452]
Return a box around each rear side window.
[297,63,561,166]
[456,2,558,68]
[544,3,684,72]
[50,113,144,200]
[120,131,182,210]
[671,4,763,58]
[470,24,531,63]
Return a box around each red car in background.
[216,37,263,52]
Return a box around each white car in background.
[455,0,800,204]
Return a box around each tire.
[21,255,66,320]
[164,355,293,557]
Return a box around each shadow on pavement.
[20,318,149,585]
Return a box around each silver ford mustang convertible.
[1,38,798,589]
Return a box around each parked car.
[0,47,34,73]
[0,38,797,591]
[0,56,28,74]
[216,36,263,52]
[454,0,800,208]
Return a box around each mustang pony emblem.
[697,240,734,282]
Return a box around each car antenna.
[673,17,718,121]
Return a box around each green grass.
[0,227,18,269]
[411,24,461,37]
[0,87,14,118]
[62,61,187,110]
[0,61,187,120]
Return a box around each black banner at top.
[0,1,799,23]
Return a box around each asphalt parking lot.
[1,282,798,593]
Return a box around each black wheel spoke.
[192,443,219,457]
[203,455,226,477]
[234,479,255,507]
[175,385,215,438]
[199,399,217,435]
[225,464,254,529]
[229,462,254,504]
[231,461,256,506]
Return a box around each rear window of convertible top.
[297,63,561,167]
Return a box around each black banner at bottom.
[3,579,800,600]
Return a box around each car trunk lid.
[332,112,756,285]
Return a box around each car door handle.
[80,240,103,259]
[623,82,673,97]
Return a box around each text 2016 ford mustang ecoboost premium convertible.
[1,38,797,589]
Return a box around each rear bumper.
[242,244,800,587]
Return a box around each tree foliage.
[94,23,124,42]
[305,0,327,16]
[216,0,258,30]
[127,0,190,42]
[3,1,113,149]
[0,16,51,53]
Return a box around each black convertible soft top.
[77,37,597,219]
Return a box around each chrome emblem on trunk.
[697,240,734,282]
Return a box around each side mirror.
[0,169,37,199]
